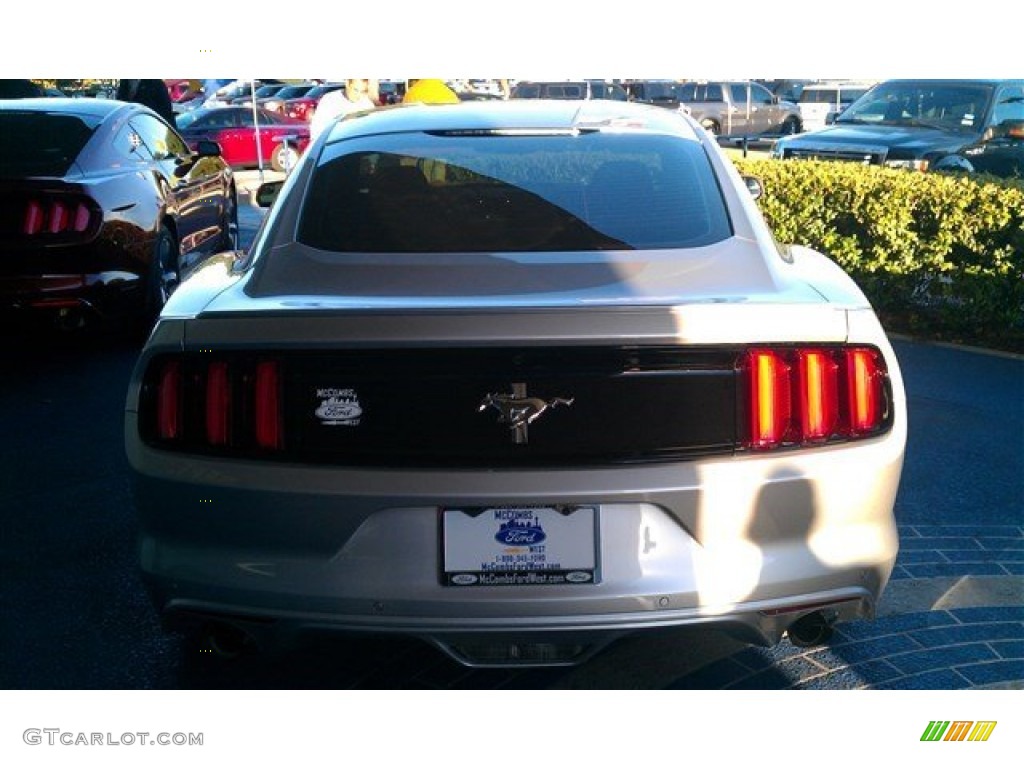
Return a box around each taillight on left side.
[144,355,284,454]
[205,361,232,447]
[156,359,182,441]
[253,360,282,450]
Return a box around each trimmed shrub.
[733,158,1024,350]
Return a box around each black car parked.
[0,98,237,332]
[773,79,1024,179]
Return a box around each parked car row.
[511,80,630,101]
[515,79,803,140]
[173,79,282,114]
[5,77,1018,344]
[508,78,1023,179]
[173,80,400,120]
[254,82,317,114]
[230,82,288,107]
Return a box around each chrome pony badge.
[479,383,574,444]
[314,388,363,426]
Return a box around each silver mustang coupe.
[125,99,906,667]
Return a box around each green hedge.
[732,158,1024,351]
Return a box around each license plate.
[442,505,598,587]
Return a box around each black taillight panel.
[140,354,285,457]
[3,192,101,243]
[138,345,894,467]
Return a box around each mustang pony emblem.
[479,384,574,444]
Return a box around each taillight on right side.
[741,345,890,451]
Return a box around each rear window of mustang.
[0,112,99,176]
[293,131,732,253]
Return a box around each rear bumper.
[0,271,143,318]
[156,584,878,667]
[130,431,903,666]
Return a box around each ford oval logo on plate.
[319,403,362,420]
[494,518,547,546]
[451,574,478,586]
[566,571,592,583]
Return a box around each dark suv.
[510,80,629,101]
[772,79,1024,179]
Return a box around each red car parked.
[283,83,346,122]
[176,106,310,172]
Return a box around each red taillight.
[148,357,283,453]
[23,201,44,234]
[254,361,282,450]
[48,201,69,233]
[73,203,91,232]
[846,348,883,434]
[22,196,96,237]
[205,361,232,446]
[748,349,792,449]
[156,360,182,440]
[797,349,839,442]
[743,346,888,450]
